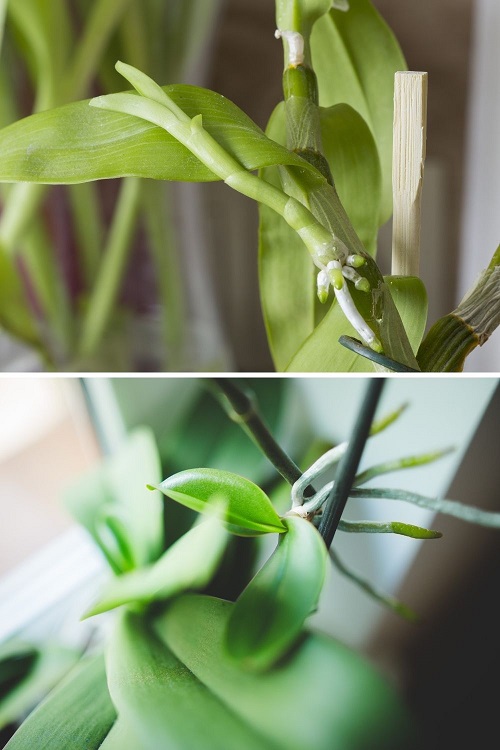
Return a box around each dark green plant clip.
[338,336,420,372]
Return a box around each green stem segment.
[211,378,303,486]
[281,52,333,184]
[78,177,141,362]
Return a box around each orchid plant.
[2,377,500,748]
[0,0,498,371]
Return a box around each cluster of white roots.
[313,244,382,351]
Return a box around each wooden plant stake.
[391,71,428,277]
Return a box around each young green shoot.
[89,61,382,352]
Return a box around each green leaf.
[0,644,78,730]
[64,427,164,573]
[285,298,375,372]
[384,276,428,355]
[258,106,315,372]
[4,655,115,750]
[106,611,275,750]
[0,643,37,703]
[320,103,382,254]
[260,96,418,372]
[259,100,382,370]
[0,85,324,185]
[157,594,416,750]
[84,511,228,617]
[311,0,407,224]
[354,446,453,486]
[225,516,327,671]
[285,274,426,372]
[152,468,286,535]
[7,0,72,111]
[97,718,143,750]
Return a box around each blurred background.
[0,375,499,747]
[0,0,499,372]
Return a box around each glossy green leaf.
[0,85,324,185]
[157,594,415,750]
[285,274,426,371]
[226,516,327,671]
[106,611,275,750]
[311,0,407,224]
[64,427,163,573]
[259,99,381,370]
[320,103,381,254]
[84,511,228,617]
[152,468,286,535]
[4,655,115,750]
[0,644,78,730]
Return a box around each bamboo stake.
[391,71,428,276]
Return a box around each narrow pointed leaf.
[226,516,327,671]
[106,612,276,750]
[4,655,115,750]
[84,512,228,617]
[0,86,325,185]
[354,446,453,486]
[152,468,286,534]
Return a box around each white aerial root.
[332,0,350,11]
[312,245,382,350]
[274,29,304,66]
